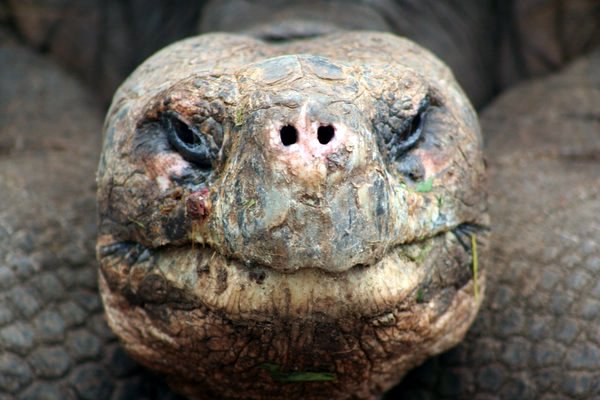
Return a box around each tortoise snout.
[270,121,343,174]
[211,102,393,273]
[259,103,371,188]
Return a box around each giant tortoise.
[0,1,599,399]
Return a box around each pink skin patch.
[146,153,189,191]
[414,148,450,179]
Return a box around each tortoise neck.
[199,0,393,41]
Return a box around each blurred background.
[0,0,598,109]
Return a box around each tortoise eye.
[382,98,429,162]
[164,114,218,169]
[398,107,426,154]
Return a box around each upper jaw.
[97,220,483,321]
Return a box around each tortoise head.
[97,32,488,399]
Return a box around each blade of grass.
[415,177,433,193]
[260,363,336,382]
[471,233,479,302]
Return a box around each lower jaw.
[98,231,485,399]
[100,270,483,400]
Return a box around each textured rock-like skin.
[391,48,600,400]
[97,32,487,399]
[0,47,181,400]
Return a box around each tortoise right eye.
[381,97,429,162]
[164,114,218,169]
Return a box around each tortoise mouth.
[98,223,484,321]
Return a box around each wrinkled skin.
[96,32,488,399]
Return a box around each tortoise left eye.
[164,114,218,169]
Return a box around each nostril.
[280,125,298,146]
[317,125,335,145]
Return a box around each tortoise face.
[97,32,488,399]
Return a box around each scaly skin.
[96,32,488,399]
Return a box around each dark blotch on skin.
[215,266,229,295]
[371,178,388,232]
[138,274,168,303]
[162,207,189,242]
[128,275,202,311]
[196,252,210,274]
[249,269,266,285]
[397,154,425,182]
